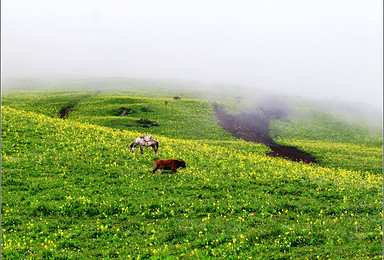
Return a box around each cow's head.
[178,160,186,168]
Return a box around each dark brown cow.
[153,159,186,174]
[173,96,180,100]
[165,100,168,105]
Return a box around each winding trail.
[213,104,316,164]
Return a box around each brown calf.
[153,159,186,174]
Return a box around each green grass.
[1,90,383,259]
[273,138,383,176]
[2,91,235,141]
[269,106,383,175]
[270,108,382,147]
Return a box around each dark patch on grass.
[135,119,159,127]
[114,107,136,116]
[59,106,75,118]
[214,104,317,164]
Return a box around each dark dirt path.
[213,104,316,164]
[59,106,75,118]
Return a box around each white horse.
[129,135,159,155]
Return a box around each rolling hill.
[1,88,382,259]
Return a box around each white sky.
[1,0,383,108]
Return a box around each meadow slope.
[1,92,383,259]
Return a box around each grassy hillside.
[1,90,383,259]
[3,91,382,174]
[270,107,382,147]
[1,91,234,141]
[269,106,383,175]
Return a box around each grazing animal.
[153,159,186,174]
[129,135,159,155]
[165,100,168,105]
[173,96,180,100]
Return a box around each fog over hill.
[2,76,382,127]
[2,1,382,110]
